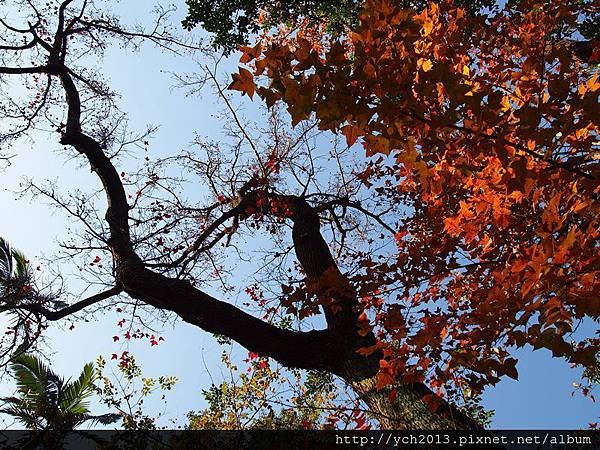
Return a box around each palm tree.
[0,354,120,430]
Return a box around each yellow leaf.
[419,58,433,72]
[422,19,434,36]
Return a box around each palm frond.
[0,238,31,302]
[0,237,13,281]
[10,354,64,405]
[59,362,95,415]
[0,403,44,429]
[11,249,29,278]
[3,354,118,430]
[0,396,32,412]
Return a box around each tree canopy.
[0,0,598,430]
[183,0,598,53]
[182,0,504,52]
[229,0,599,394]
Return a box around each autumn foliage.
[230,0,600,394]
[2,0,599,429]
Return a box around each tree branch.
[47,55,360,376]
[0,65,47,74]
[18,286,122,321]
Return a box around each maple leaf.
[228,67,256,99]
[443,216,462,236]
[418,58,433,72]
[376,370,395,390]
[341,124,362,147]
[239,43,261,63]
[363,135,390,156]
[357,311,372,336]
[388,389,397,401]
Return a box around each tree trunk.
[349,377,481,430]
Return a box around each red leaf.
[422,393,443,413]
[388,388,397,401]
[357,311,371,337]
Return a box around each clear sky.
[0,0,597,429]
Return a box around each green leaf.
[59,362,96,415]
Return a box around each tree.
[93,353,177,430]
[182,0,498,52]
[227,0,599,423]
[187,349,495,429]
[183,0,598,57]
[183,0,361,52]
[0,0,597,430]
[187,350,348,429]
[0,354,119,430]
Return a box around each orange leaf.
[239,43,262,63]
[342,124,362,147]
[363,135,390,156]
[228,67,255,99]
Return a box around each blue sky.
[0,0,597,429]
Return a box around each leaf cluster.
[0,354,118,430]
[182,0,496,52]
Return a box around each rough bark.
[350,377,480,430]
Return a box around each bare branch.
[17,286,122,321]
